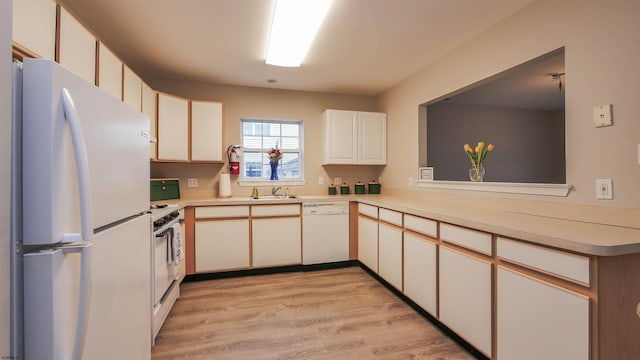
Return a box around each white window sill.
[237,179,306,187]
[416,180,572,197]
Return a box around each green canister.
[340,183,350,195]
[354,182,365,194]
[328,185,337,195]
[368,181,381,194]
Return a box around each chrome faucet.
[271,186,282,196]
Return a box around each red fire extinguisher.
[227,145,241,175]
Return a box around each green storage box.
[354,183,365,194]
[150,178,180,201]
[368,181,381,194]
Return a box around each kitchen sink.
[251,195,298,200]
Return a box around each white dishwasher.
[302,201,350,265]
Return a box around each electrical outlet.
[187,178,198,188]
[318,176,324,185]
[408,177,413,187]
[333,177,342,185]
[596,178,613,199]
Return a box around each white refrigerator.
[12,58,151,359]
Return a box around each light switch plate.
[596,178,613,199]
[318,176,324,185]
[593,104,612,127]
[187,178,198,188]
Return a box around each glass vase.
[269,161,279,180]
[469,163,485,182]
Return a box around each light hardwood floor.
[151,267,477,360]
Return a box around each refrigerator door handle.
[62,243,93,360]
[61,88,93,243]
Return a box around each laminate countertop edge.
[167,195,640,257]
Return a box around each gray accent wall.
[427,102,565,183]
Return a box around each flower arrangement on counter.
[267,146,282,164]
[464,141,495,181]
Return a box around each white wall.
[1,0,13,355]
[379,0,640,209]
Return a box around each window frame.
[238,118,305,187]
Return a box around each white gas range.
[148,204,183,345]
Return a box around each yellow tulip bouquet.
[464,141,495,181]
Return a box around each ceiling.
[445,48,565,110]
[59,0,535,96]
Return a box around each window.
[241,118,303,181]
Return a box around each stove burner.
[151,204,168,209]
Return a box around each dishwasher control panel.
[302,202,349,215]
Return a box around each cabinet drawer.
[195,205,249,219]
[379,208,402,227]
[358,203,378,219]
[404,214,437,238]
[440,223,492,256]
[497,237,590,286]
[251,204,300,217]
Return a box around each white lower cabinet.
[358,215,378,273]
[403,233,437,315]
[497,266,589,360]
[195,219,249,272]
[252,217,301,267]
[378,223,403,290]
[439,246,492,356]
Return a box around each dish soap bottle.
[251,187,259,199]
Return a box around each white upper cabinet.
[323,109,387,165]
[58,7,96,85]
[323,110,358,164]
[157,93,189,161]
[13,0,57,59]
[97,43,122,101]
[357,111,387,164]
[155,95,224,162]
[142,83,157,160]
[191,101,223,162]
[123,66,143,111]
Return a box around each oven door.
[153,228,175,306]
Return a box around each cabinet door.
[195,219,249,272]
[157,93,189,161]
[97,43,122,101]
[13,0,57,59]
[358,216,378,273]
[323,110,357,164]
[403,233,437,315]
[58,7,96,85]
[378,223,402,290]
[191,101,223,161]
[142,83,156,159]
[439,247,492,356]
[252,217,301,267]
[123,66,142,111]
[497,267,589,360]
[358,111,386,164]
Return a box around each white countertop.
[158,194,640,257]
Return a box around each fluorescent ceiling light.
[266,0,333,67]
